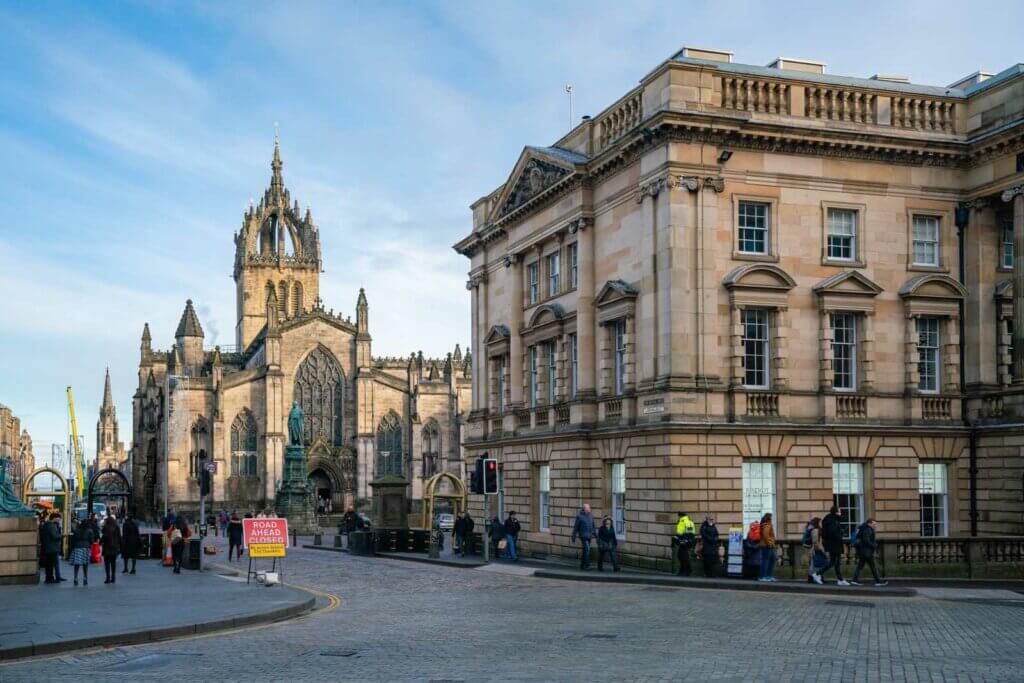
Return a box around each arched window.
[422,419,440,478]
[376,411,403,477]
[292,282,304,315]
[190,418,209,478]
[278,280,288,318]
[230,410,258,477]
[293,346,345,447]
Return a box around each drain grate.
[320,649,361,658]
[824,600,875,609]
[892,621,913,626]
[583,633,617,640]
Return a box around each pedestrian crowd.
[38,507,142,587]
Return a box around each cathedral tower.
[233,140,322,350]
[96,367,125,471]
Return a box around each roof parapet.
[870,74,910,84]
[767,57,826,75]
[947,71,994,90]
[677,46,733,63]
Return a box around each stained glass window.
[293,346,345,447]
[376,411,403,477]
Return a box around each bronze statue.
[287,401,304,447]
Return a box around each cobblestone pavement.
[3,537,1024,682]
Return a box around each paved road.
[3,535,1023,682]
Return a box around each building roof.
[525,146,590,165]
[175,299,204,338]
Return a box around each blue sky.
[2,0,1022,468]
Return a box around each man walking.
[341,506,358,548]
[821,505,850,586]
[571,503,596,570]
[674,511,696,576]
[849,518,888,587]
[504,511,521,561]
[453,511,468,556]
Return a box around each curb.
[531,569,917,597]
[0,571,315,662]
[376,552,486,569]
[302,544,349,554]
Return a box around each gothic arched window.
[230,410,258,477]
[293,346,344,447]
[278,280,288,318]
[190,418,209,478]
[293,282,304,315]
[422,419,440,478]
[376,411,403,477]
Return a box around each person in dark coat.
[596,516,620,572]
[489,516,504,558]
[571,504,596,570]
[38,514,63,584]
[699,514,721,578]
[453,511,475,556]
[820,505,849,586]
[227,512,244,561]
[504,511,521,561]
[100,516,122,584]
[162,509,176,532]
[121,513,141,574]
[850,519,888,587]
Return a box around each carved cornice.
[1002,185,1024,203]
[677,175,700,192]
[466,271,489,290]
[703,176,725,193]
[567,216,593,234]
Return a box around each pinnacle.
[175,299,204,338]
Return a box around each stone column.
[574,219,596,399]
[1002,187,1024,382]
[961,201,997,388]
[773,307,789,389]
[860,313,874,392]
[468,279,480,410]
[508,256,525,406]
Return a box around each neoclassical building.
[132,143,470,520]
[456,47,1024,565]
[0,404,34,488]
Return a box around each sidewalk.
[0,550,314,661]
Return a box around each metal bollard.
[334,534,342,548]
[313,533,322,546]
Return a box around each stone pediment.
[995,278,1012,300]
[724,264,797,291]
[595,279,639,307]
[485,325,510,344]
[491,146,588,222]
[527,304,565,329]
[813,270,882,297]
[899,273,966,300]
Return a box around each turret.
[356,288,372,367]
[140,323,152,365]
[174,299,204,376]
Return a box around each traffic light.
[470,457,484,494]
[484,458,499,495]
[200,468,211,496]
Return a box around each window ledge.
[822,258,866,268]
[907,264,949,274]
[731,252,779,263]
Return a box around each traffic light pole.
[482,492,489,563]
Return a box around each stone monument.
[0,456,40,585]
[274,402,315,533]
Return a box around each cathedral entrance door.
[308,469,332,513]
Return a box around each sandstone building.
[0,404,34,487]
[95,368,127,473]
[132,143,470,520]
[455,47,1024,565]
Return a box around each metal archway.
[22,466,72,555]
[422,471,467,530]
[87,467,132,518]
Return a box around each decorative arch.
[256,211,302,257]
[723,263,797,291]
[293,345,345,448]
[422,471,467,531]
[376,410,403,477]
[230,409,258,477]
[421,418,441,478]
[87,467,132,517]
[899,273,968,301]
[527,303,565,329]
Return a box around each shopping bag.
[90,542,101,564]
[497,538,508,551]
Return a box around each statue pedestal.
[369,476,410,529]
[275,444,315,534]
[0,517,39,585]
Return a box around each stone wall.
[0,517,39,585]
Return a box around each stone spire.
[141,323,151,348]
[356,288,369,335]
[175,299,204,339]
[270,135,284,197]
[96,366,121,470]
[100,367,114,419]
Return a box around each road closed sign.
[243,518,289,558]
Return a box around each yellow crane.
[67,386,86,500]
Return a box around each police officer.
[674,511,696,576]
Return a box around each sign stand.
[246,556,284,584]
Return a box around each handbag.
[497,538,508,551]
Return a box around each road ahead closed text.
[243,518,289,558]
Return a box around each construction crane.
[67,387,86,501]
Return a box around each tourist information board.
[243,517,289,558]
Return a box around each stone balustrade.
[720,76,791,115]
[594,89,643,153]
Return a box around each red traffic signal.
[483,458,499,494]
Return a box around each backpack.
[801,523,814,548]
[850,525,861,548]
[747,522,761,542]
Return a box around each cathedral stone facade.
[131,143,470,521]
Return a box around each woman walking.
[69,519,94,586]
[169,523,184,573]
[100,516,122,584]
[596,516,620,572]
[228,512,244,561]
[122,512,140,575]
[805,517,826,584]
[757,513,777,582]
